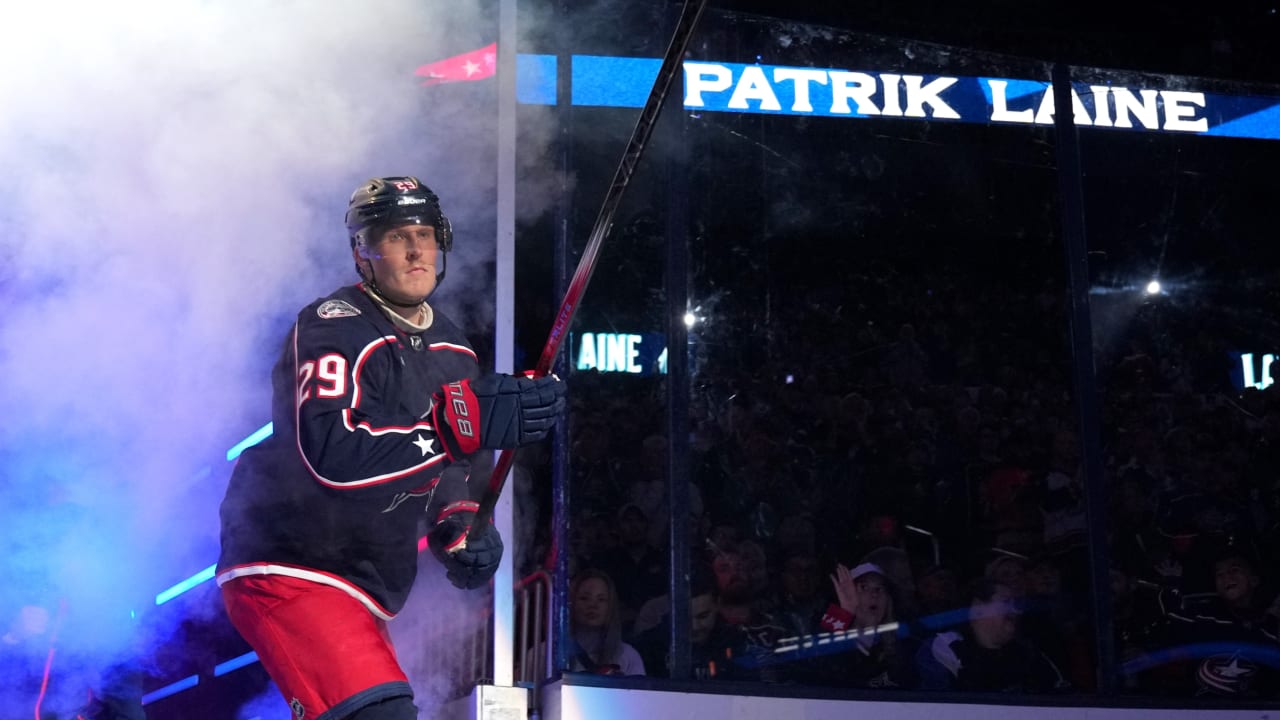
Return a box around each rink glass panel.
[518,0,684,679]
[680,20,1092,693]
[1074,66,1280,702]
[532,7,1107,695]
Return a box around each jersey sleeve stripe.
[427,341,478,360]
[342,335,431,435]
[349,335,398,409]
[341,410,435,436]
[304,446,447,490]
[294,329,445,489]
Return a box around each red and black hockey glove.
[431,372,566,460]
[428,500,504,590]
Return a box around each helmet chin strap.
[357,261,427,310]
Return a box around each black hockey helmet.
[345,176,453,253]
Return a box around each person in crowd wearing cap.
[815,562,918,688]
[216,177,567,720]
[984,552,1029,598]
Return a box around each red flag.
[414,42,497,86]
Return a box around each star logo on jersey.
[413,434,435,456]
[316,299,361,319]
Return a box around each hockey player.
[216,177,565,720]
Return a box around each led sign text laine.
[521,54,1280,140]
[1241,353,1275,390]
[683,63,1208,132]
[576,332,668,375]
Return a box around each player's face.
[357,222,440,305]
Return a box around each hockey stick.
[466,0,708,544]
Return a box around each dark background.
[729,0,1279,84]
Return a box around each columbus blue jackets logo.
[290,697,306,718]
[317,299,361,319]
[1196,653,1257,695]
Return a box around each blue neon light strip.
[141,674,199,705]
[214,651,260,677]
[227,422,273,461]
[155,564,216,605]
[517,53,556,105]
[510,53,1280,141]
[1208,103,1280,139]
[573,55,661,107]
[151,423,276,607]
[136,419,273,705]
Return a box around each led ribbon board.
[574,331,667,375]
[1239,352,1276,391]
[516,55,1280,141]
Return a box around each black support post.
[550,4,574,677]
[1051,62,1117,694]
[665,100,692,682]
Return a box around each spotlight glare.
[1145,280,1161,295]
[683,312,697,328]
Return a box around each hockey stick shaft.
[468,0,708,541]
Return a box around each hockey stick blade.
[464,0,708,547]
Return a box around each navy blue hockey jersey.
[217,284,480,618]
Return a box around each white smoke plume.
[0,0,557,715]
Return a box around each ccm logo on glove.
[445,382,475,439]
[432,372,566,461]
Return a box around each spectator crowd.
[517,253,1280,701]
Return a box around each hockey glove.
[428,501,504,590]
[432,372,566,461]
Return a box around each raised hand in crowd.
[831,563,861,616]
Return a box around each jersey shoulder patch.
[317,299,361,319]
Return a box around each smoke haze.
[0,0,556,714]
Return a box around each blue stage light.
[214,651,260,677]
[154,564,216,606]
[141,674,199,705]
[226,422,273,461]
